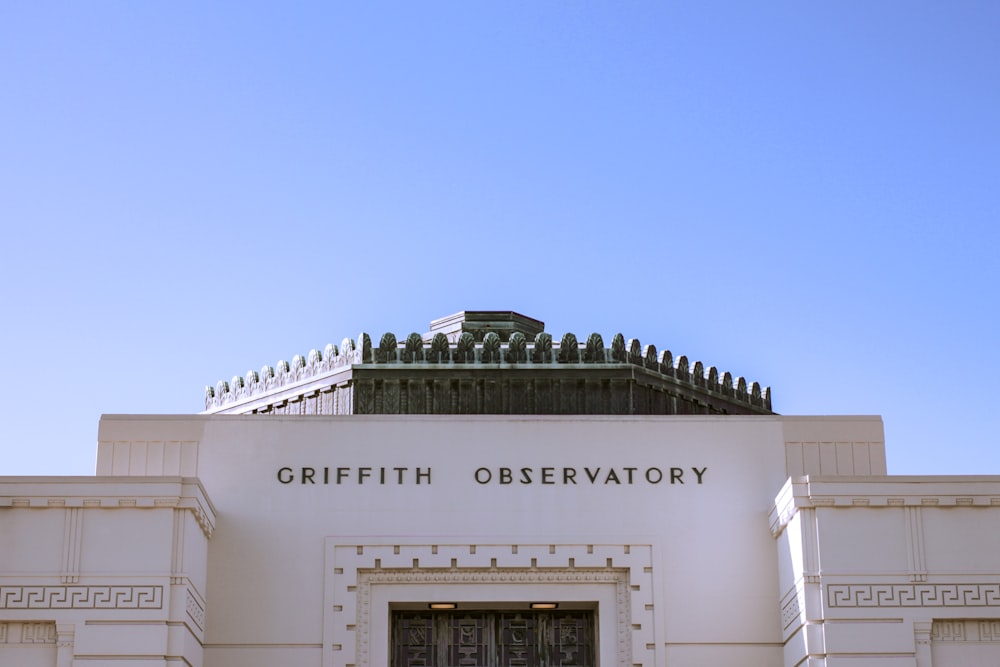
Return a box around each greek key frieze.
[828,583,1000,608]
[0,586,163,610]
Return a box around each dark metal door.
[391,610,595,667]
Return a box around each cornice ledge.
[769,476,811,538]
[0,478,216,540]
[770,476,1000,537]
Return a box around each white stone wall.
[16,413,980,667]
[0,478,214,667]
[92,414,884,667]
[772,476,1000,667]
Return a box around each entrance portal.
[391,610,596,667]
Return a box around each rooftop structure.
[204,310,773,416]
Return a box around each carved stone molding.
[770,478,1000,539]
[780,590,802,633]
[326,543,655,667]
[827,583,1000,608]
[932,619,1000,642]
[1,496,214,540]
[0,621,57,644]
[357,568,630,667]
[0,586,163,609]
[186,589,205,631]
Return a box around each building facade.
[2,312,999,667]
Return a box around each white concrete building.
[2,312,998,667]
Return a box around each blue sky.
[1,2,997,476]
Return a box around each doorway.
[391,609,596,667]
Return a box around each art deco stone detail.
[559,333,579,362]
[585,333,604,362]
[827,584,1000,608]
[507,332,526,363]
[359,333,373,363]
[0,586,163,609]
[404,333,424,363]
[430,333,449,361]
[623,336,638,364]
[341,338,355,355]
[455,332,476,363]
[533,332,552,362]
[675,355,689,380]
[608,334,625,362]
[186,589,205,631]
[781,592,802,632]
[328,543,655,667]
[481,332,501,363]
[0,622,57,644]
[659,350,673,375]
[928,620,1000,644]
[642,344,656,369]
[378,333,397,363]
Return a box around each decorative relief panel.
[186,589,206,631]
[0,622,57,644]
[982,620,1000,641]
[391,609,594,667]
[931,620,966,641]
[327,543,655,667]
[828,584,1000,608]
[930,619,1000,667]
[780,589,802,633]
[931,619,1000,642]
[0,586,163,609]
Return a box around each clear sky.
[1,3,997,477]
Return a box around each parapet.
[203,311,773,416]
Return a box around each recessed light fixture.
[428,603,458,610]
[530,602,559,610]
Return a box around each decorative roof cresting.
[203,311,772,415]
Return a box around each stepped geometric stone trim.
[186,589,205,630]
[327,542,654,667]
